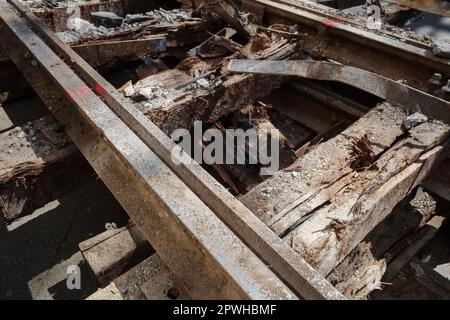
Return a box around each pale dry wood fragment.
[287,120,449,275]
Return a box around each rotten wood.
[327,188,438,299]
[241,103,408,229]
[287,119,449,276]
[0,116,95,222]
[141,31,299,134]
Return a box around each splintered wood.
[327,188,439,299]
[127,28,300,134]
[241,102,449,291]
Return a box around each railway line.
[1,0,450,300]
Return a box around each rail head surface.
[4,0,345,300]
[0,0,300,300]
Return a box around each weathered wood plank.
[240,103,407,229]
[287,120,449,275]
[72,36,166,67]
[6,0,341,299]
[327,188,438,298]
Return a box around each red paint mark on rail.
[95,83,106,97]
[322,16,342,27]
[67,85,92,101]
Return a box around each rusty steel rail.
[0,0,345,299]
[242,0,450,89]
[228,59,450,123]
[385,0,450,17]
[0,0,300,300]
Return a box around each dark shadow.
[48,261,98,300]
[0,179,129,299]
[0,95,49,133]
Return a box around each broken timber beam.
[241,103,408,230]
[241,102,449,276]
[384,0,450,17]
[0,0,296,300]
[287,118,449,275]
[3,0,343,299]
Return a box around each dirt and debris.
[3,0,450,301]
[403,112,429,130]
[432,39,450,58]
[91,11,124,28]
[56,7,197,44]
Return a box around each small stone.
[196,78,210,89]
[432,39,450,59]
[67,17,97,33]
[119,80,135,97]
[403,112,428,130]
[97,26,110,34]
[91,11,124,28]
[291,171,299,178]
[428,73,443,86]
[126,13,152,24]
